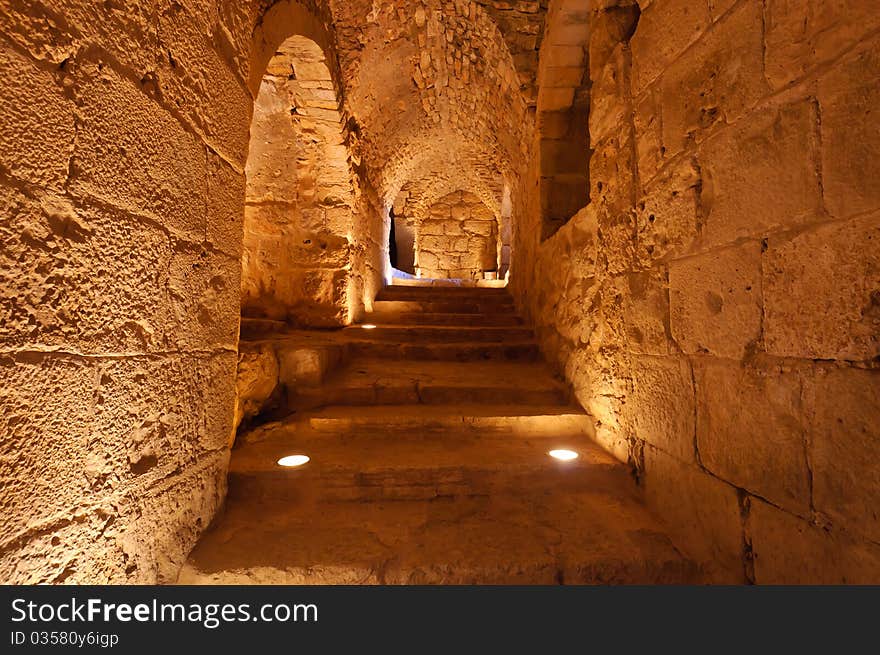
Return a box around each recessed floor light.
[360,323,377,329]
[548,449,578,461]
[277,455,310,467]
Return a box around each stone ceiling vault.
[252,0,545,213]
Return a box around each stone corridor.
[182,285,697,583]
[1,0,878,585]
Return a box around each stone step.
[376,290,512,305]
[288,358,571,409]
[389,277,507,289]
[372,299,515,314]
[343,324,534,343]
[228,428,615,502]
[364,311,524,326]
[240,317,289,339]
[347,340,540,362]
[181,422,698,583]
[303,404,594,437]
[180,499,698,584]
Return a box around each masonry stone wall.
[241,37,356,327]
[512,0,880,582]
[416,190,499,280]
[0,0,254,583]
[0,0,387,584]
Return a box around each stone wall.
[416,190,499,280]
[0,0,256,583]
[0,0,386,584]
[241,37,356,327]
[512,0,880,582]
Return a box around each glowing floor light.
[277,455,310,468]
[360,323,377,329]
[548,449,578,461]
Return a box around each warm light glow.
[361,323,377,329]
[548,449,578,461]
[277,455,310,467]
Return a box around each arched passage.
[241,34,356,327]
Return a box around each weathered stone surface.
[157,1,252,167]
[669,242,763,360]
[819,41,880,220]
[0,188,177,353]
[207,152,246,259]
[2,0,879,586]
[515,0,880,585]
[234,346,280,434]
[0,42,75,189]
[660,1,767,158]
[643,446,744,582]
[73,63,208,241]
[628,356,695,462]
[241,43,356,326]
[698,100,821,248]
[635,158,700,266]
[695,360,810,515]
[416,191,499,280]
[633,87,663,182]
[805,366,880,543]
[763,213,880,360]
[764,0,880,90]
[749,498,880,584]
[623,269,670,355]
[0,354,97,547]
[630,0,709,94]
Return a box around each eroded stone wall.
[0,0,256,583]
[416,190,499,280]
[512,0,880,582]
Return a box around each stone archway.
[241,34,356,327]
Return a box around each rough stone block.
[805,367,880,543]
[165,245,240,352]
[660,1,768,158]
[749,498,880,584]
[763,213,880,360]
[92,354,236,485]
[624,270,670,355]
[207,152,245,258]
[158,1,251,167]
[698,100,821,248]
[643,446,745,582]
[635,158,700,267]
[629,355,695,462]
[0,0,158,73]
[669,242,763,359]
[633,87,663,182]
[126,454,228,583]
[819,42,880,219]
[695,360,810,514]
[73,63,208,241]
[0,353,96,545]
[0,187,179,353]
[631,0,710,94]
[234,346,279,433]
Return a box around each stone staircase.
[179,285,698,584]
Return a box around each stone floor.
[179,285,700,584]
